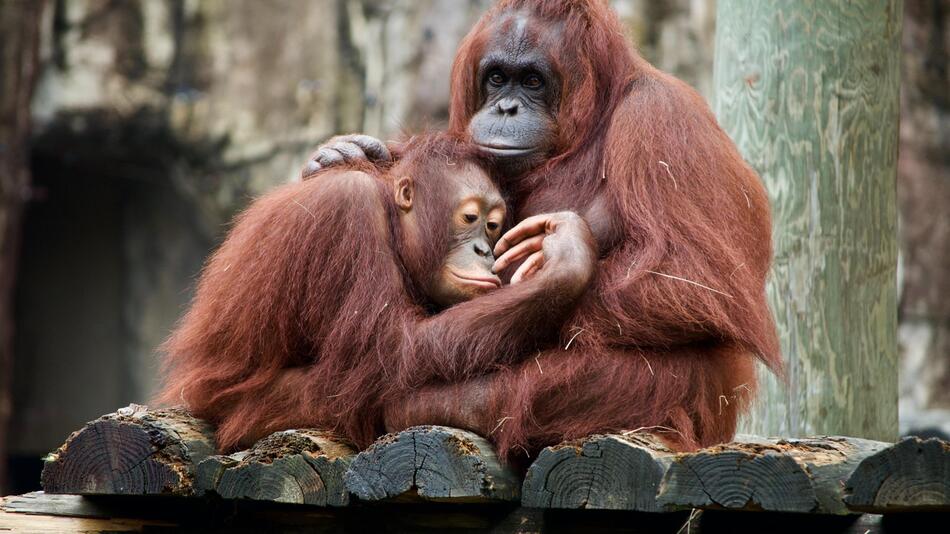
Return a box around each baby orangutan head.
[390,136,507,308]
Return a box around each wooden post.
[713,1,902,441]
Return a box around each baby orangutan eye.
[464,214,478,224]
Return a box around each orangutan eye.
[488,71,506,86]
[523,73,543,89]
[464,214,478,224]
[486,221,500,232]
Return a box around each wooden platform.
[4,492,946,533]
[4,404,950,532]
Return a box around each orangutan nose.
[496,98,519,116]
[474,240,492,258]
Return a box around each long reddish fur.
[162,0,782,462]
[160,133,599,452]
[388,0,782,459]
[157,136,506,450]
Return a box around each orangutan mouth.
[449,270,502,289]
[476,143,535,157]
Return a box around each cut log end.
[40,404,215,496]
[344,426,519,503]
[41,404,950,515]
[658,436,889,514]
[522,432,675,511]
[845,436,950,512]
[198,429,355,507]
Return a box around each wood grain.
[845,436,950,512]
[714,0,903,442]
[40,404,215,495]
[344,425,519,503]
[197,428,354,506]
[521,432,675,511]
[658,436,889,514]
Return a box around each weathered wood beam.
[658,436,889,514]
[844,436,950,512]
[197,429,354,506]
[344,425,519,503]
[40,404,215,496]
[39,403,950,517]
[522,432,675,511]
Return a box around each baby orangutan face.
[394,163,506,307]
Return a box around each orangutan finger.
[350,135,392,162]
[302,159,322,179]
[493,234,544,273]
[518,262,541,282]
[315,147,345,167]
[329,142,367,162]
[493,214,552,256]
[511,251,545,284]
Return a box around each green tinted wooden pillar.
[713,1,902,441]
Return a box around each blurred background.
[0,0,946,494]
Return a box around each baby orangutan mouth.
[449,269,502,291]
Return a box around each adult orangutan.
[159,134,597,450]
[305,0,781,460]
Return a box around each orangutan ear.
[395,176,414,211]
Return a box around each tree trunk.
[0,0,44,494]
[714,1,902,441]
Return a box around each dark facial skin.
[468,12,560,174]
[396,164,506,307]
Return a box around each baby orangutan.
[159,134,511,450]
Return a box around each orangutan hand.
[301,134,392,179]
[493,211,596,293]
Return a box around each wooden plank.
[344,425,519,503]
[1,492,114,518]
[845,436,950,512]
[658,436,889,514]
[196,429,355,506]
[715,0,902,441]
[2,492,913,533]
[0,493,179,531]
[40,404,215,496]
[0,511,176,532]
[522,432,675,511]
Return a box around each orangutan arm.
[395,211,597,389]
[492,74,779,371]
[576,75,779,368]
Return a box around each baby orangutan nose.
[474,240,492,258]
